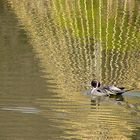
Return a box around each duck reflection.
[91,94,124,106]
[90,94,140,115]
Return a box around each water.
[0,0,140,139]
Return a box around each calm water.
[0,0,140,139]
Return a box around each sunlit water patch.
[0,0,140,139]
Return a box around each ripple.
[2,0,140,139]
[1,106,40,114]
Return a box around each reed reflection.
[8,0,140,91]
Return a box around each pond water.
[0,0,140,139]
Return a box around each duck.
[90,80,133,96]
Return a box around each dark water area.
[0,0,140,140]
[0,1,66,139]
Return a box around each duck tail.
[118,87,125,90]
[125,88,134,92]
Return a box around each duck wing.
[103,85,134,95]
[103,86,123,95]
[109,88,134,95]
[108,86,122,91]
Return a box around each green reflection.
[8,0,140,89]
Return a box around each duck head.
[91,80,101,88]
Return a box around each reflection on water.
[0,0,140,139]
[7,0,140,91]
[1,107,40,114]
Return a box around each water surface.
[0,0,140,139]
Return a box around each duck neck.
[91,87,97,93]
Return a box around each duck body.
[91,87,110,96]
[90,80,133,96]
[103,86,126,95]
